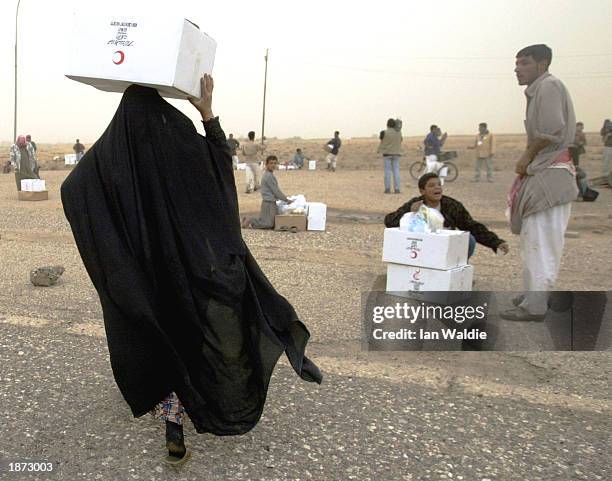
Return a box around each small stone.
[564,231,580,239]
[30,266,65,287]
[592,229,604,234]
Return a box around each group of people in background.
[226,130,343,195]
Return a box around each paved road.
[0,316,610,481]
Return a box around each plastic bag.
[399,205,445,233]
[276,194,307,214]
[399,212,427,232]
[419,205,445,232]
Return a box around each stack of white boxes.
[382,228,473,303]
[305,202,327,231]
[65,154,77,165]
[308,160,317,170]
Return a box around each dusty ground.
[0,136,610,480]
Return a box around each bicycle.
[409,151,459,182]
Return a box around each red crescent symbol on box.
[113,50,125,65]
[412,269,421,280]
[410,250,418,259]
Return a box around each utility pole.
[261,49,269,145]
[14,0,22,143]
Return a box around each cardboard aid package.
[382,227,473,303]
[65,14,217,99]
[18,179,48,201]
[382,228,469,270]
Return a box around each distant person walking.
[568,121,587,166]
[26,134,37,152]
[227,133,240,169]
[240,131,265,193]
[325,131,341,172]
[423,125,447,174]
[10,135,39,191]
[26,134,39,175]
[468,122,495,182]
[600,119,612,175]
[242,155,290,229]
[503,44,578,322]
[378,118,403,193]
[73,139,85,162]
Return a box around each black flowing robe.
[61,85,322,435]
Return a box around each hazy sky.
[1,0,611,143]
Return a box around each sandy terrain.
[0,134,610,340]
[0,135,610,480]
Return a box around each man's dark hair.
[516,44,553,67]
[334,131,340,136]
[248,131,255,140]
[479,122,487,128]
[387,118,396,128]
[430,125,438,132]
[265,155,278,164]
[418,172,440,190]
[76,139,80,142]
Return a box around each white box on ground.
[306,202,327,231]
[386,263,474,303]
[21,179,46,192]
[65,154,77,165]
[32,180,46,192]
[382,228,469,270]
[308,160,317,170]
[65,14,216,99]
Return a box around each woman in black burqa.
[61,75,322,464]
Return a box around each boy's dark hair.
[248,131,255,140]
[296,148,302,152]
[516,44,553,67]
[387,118,396,128]
[418,172,440,190]
[265,155,278,164]
[430,124,438,132]
[334,131,340,136]
[479,122,487,128]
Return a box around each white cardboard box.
[20,179,46,192]
[65,14,216,99]
[308,160,317,170]
[386,263,474,303]
[65,154,77,165]
[306,202,327,231]
[382,228,469,270]
[32,180,46,192]
[236,163,247,171]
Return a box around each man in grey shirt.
[242,155,289,229]
[502,44,578,322]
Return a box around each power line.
[293,61,612,80]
